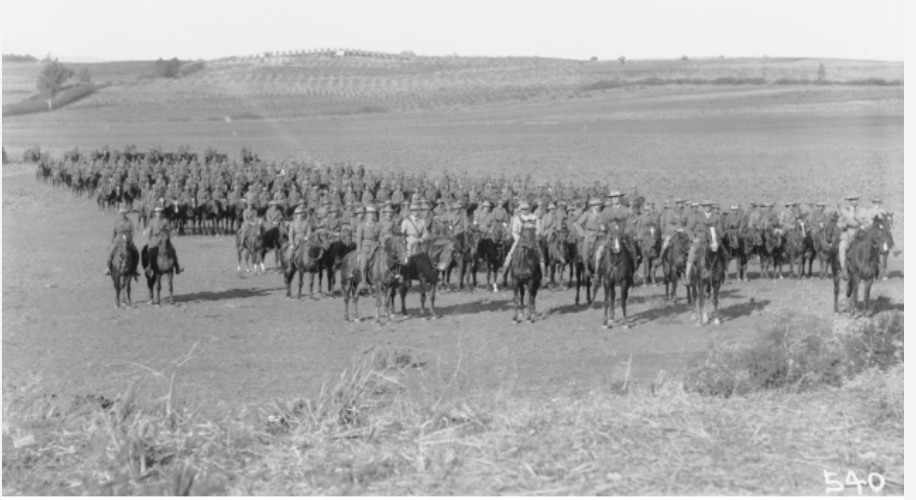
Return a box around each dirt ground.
[2,86,904,407]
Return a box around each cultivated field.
[1,56,905,494]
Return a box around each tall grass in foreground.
[2,314,903,495]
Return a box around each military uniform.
[105,210,139,276]
[401,209,429,256]
[502,205,545,277]
[837,196,870,276]
[573,202,603,272]
[146,210,183,274]
[265,203,284,228]
[356,215,382,286]
[684,205,721,278]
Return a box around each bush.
[154,58,182,78]
[684,312,903,397]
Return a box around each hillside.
[2,53,903,122]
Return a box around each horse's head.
[868,222,892,253]
[433,238,456,271]
[796,219,807,236]
[387,235,409,265]
[606,223,623,254]
[705,225,721,253]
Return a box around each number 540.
[824,470,885,494]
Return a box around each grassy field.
[1,53,905,494]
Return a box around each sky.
[0,0,906,62]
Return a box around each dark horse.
[542,227,576,289]
[784,219,815,278]
[141,238,177,305]
[450,229,482,290]
[598,224,636,329]
[760,227,785,279]
[661,231,693,304]
[389,252,439,318]
[508,226,542,323]
[688,225,728,326]
[339,235,408,322]
[843,222,891,316]
[281,231,330,299]
[109,235,139,308]
[479,222,510,292]
[636,223,662,286]
[262,223,289,272]
[874,214,896,280]
[722,226,748,282]
[420,236,458,292]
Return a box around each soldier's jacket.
[376,188,390,203]
[289,218,312,243]
[636,212,659,238]
[599,205,629,231]
[838,205,869,230]
[148,217,173,248]
[541,212,559,234]
[265,207,284,226]
[356,221,382,254]
[321,216,343,233]
[287,190,301,207]
[390,190,405,206]
[242,207,258,223]
[113,218,135,241]
[400,216,428,242]
[258,191,271,206]
[763,209,780,229]
[778,209,796,228]
[361,190,374,205]
[724,212,744,230]
[487,206,510,226]
[574,208,603,238]
[452,211,470,233]
[808,208,826,228]
[379,217,399,239]
[686,211,720,239]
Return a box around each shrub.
[684,312,903,397]
[154,58,181,78]
[36,58,73,99]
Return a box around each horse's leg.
[513,284,520,323]
[400,283,408,316]
[846,275,856,316]
[125,276,132,307]
[300,269,308,300]
[375,285,383,323]
[113,278,121,308]
[864,279,873,316]
[429,280,437,317]
[168,272,174,304]
[344,285,352,322]
[574,263,582,305]
[529,283,536,323]
[602,279,611,328]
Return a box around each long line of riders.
[27,144,898,325]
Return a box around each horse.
[785,219,816,278]
[722,226,748,282]
[873,214,896,280]
[316,234,353,296]
[508,226,542,323]
[420,236,458,292]
[478,223,509,292]
[760,227,785,279]
[141,238,177,305]
[236,221,265,273]
[109,235,139,308]
[261,223,289,272]
[339,235,408,323]
[740,228,763,279]
[661,231,693,304]
[451,229,481,291]
[688,225,728,326]
[574,232,599,305]
[390,252,439,318]
[281,231,329,299]
[598,224,636,329]
[195,198,222,235]
[636,223,662,286]
[844,222,891,315]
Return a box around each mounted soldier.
[573,197,603,275]
[265,200,285,229]
[502,201,546,280]
[145,205,184,276]
[596,191,636,268]
[285,205,313,262]
[355,204,382,293]
[837,193,870,280]
[683,201,719,279]
[104,203,140,277]
[401,202,429,256]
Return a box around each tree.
[618,56,626,65]
[36,58,73,108]
[77,67,92,83]
[155,57,181,78]
[817,63,827,82]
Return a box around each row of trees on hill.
[3,53,38,62]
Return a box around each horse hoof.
[882,276,888,281]
[713,318,721,325]
[621,324,630,330]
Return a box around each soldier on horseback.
[401,202,429,256]
[659,198,686,257]
[596,191,638,270]
[838,193,870,280]
[285,205,313,262]
[145,206,184,276]
[574,197,603,275]
[684,201,720,279]
[502,201,547,280]
[104,204,140,277]
[265,200,284,228]
[541,202,559,237]
[356,204,382,293]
